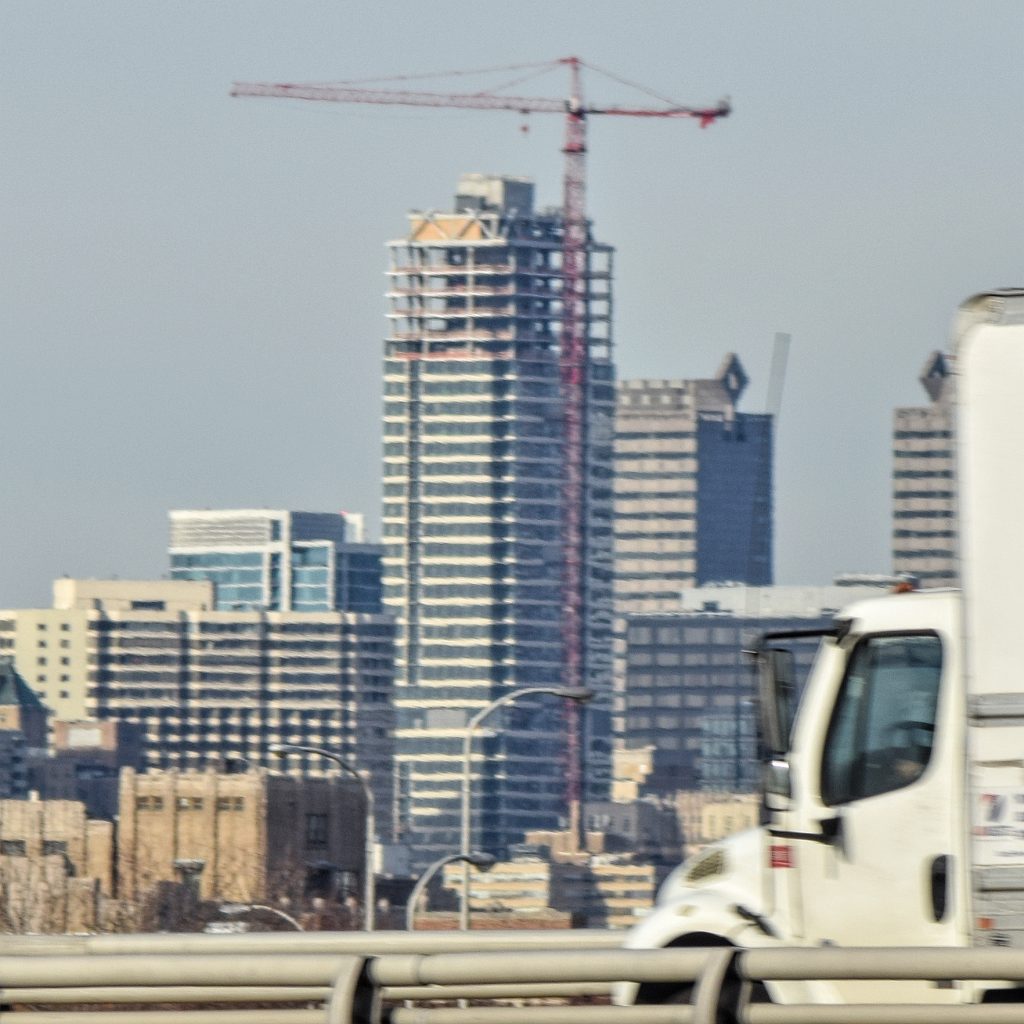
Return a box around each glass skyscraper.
[169,509,383,614]
[383,174,614,868]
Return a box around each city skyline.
[3,2,1023,608]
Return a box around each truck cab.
[623,588,966,1004]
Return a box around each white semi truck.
[621,288,1024,1006]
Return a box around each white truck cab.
[621,289,1024,1006]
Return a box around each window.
[820,634,942,806]
[305,813,329,849]
[136,796,165,811]
[1,840,26,856]
[217,796,245,812]
[42,840,67,856]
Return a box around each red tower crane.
[231,57,729,832]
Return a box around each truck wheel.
[636,976,770,1017]
[634,939,769,1020]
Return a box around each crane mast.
[232,57,729,834]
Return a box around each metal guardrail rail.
[0,933,1023,1023]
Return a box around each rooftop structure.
[169,509,383,614]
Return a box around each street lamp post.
[220,902,304,932]
[406,852,495,931]
[459,686,592,930]
[270,743,376,931]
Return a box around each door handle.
[930,855,951,922]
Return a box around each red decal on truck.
[770,844,794,868]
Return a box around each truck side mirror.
[763,757,792,801]
[758,647,797,755]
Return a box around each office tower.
[383,174,615,866]
[169,509,383,614]
[611,359,773,741]
[614,357,773,618]
[892,352,956,586]
[1,580,397,843]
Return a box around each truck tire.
[634,936,769,1021]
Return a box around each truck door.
[790,631,959,950]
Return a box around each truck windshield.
[820,633,942,806]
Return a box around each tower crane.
[232,57,729,831]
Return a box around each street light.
[219,902,304,932]
[270,743,376,931]
[459,686,593,930]
[406,852,496,931]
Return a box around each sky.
[1,1,1022,609]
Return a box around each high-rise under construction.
[382,174,614,868]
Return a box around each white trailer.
[620,289,1024,1007]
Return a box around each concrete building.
[382,174,615,867]
[2,580,397,842]
[622,583,891,796]
[892,352,956,587]
[0,579,212,726]
[31,719,144,820]
[581,801,682,867]
[169,509,384,614]
[117,769,365,908]
[0,797,114,933]
[673,791,760,857]
[442,829,658,929]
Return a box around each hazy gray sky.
[2,1,1022,608]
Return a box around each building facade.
[442,841,657,929]
[622,583,890,796]
[1,580,396,843]
[117,769,365,909]
[169,509,383,614]
[892,352,956,587]
[382,174,615,866]
[0,797,114,933]
[612,361,773,740]
[614,359,773,617]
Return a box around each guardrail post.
[325,957,372,1024]
[692,946,739,1024]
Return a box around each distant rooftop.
[0,656,46,711]
[677,581,895,619]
